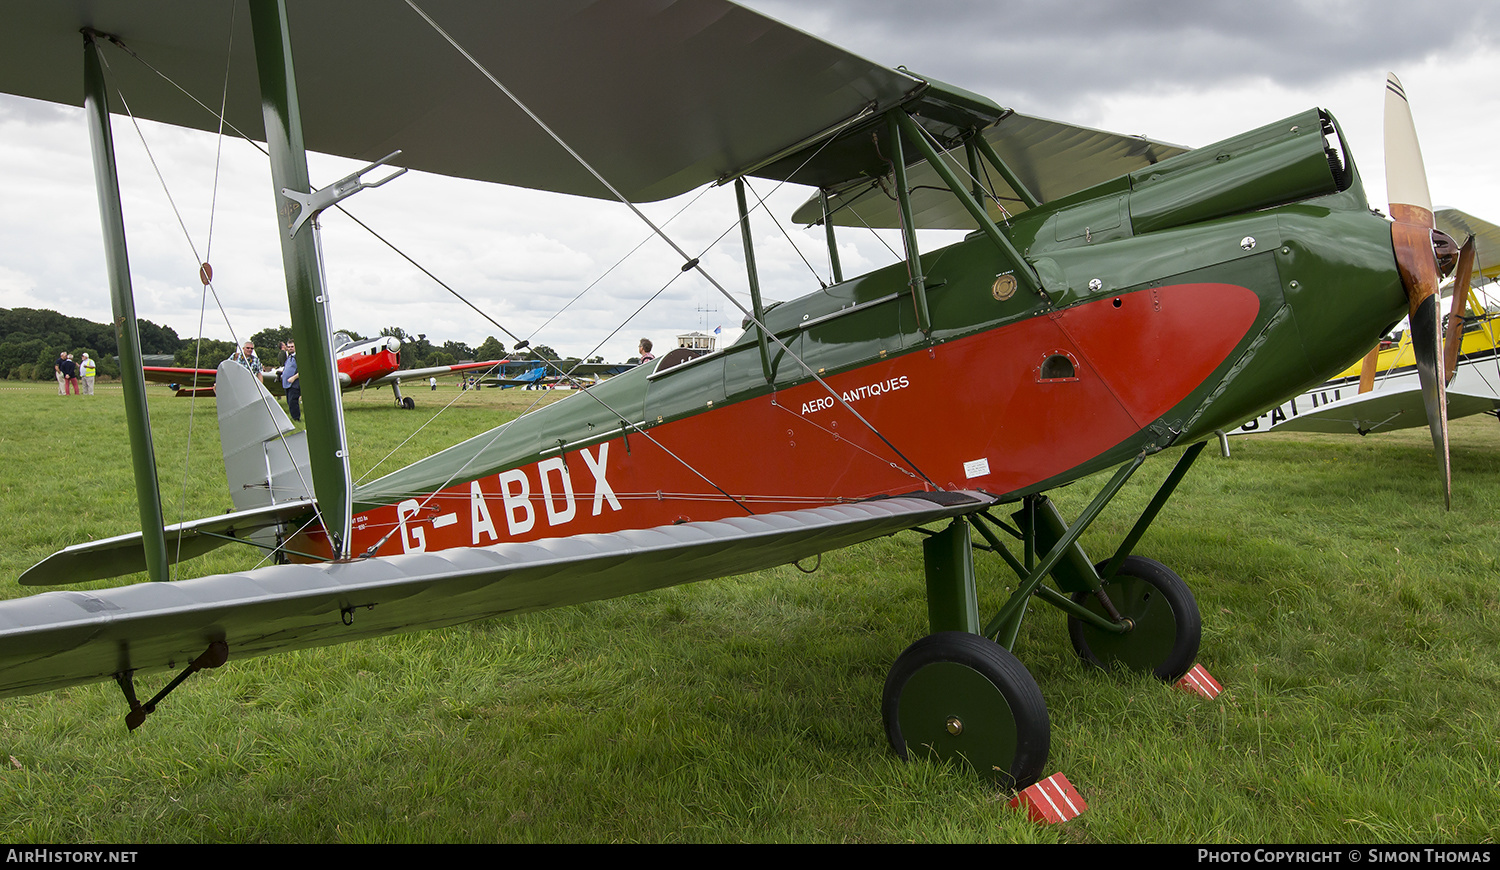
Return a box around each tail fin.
[216,362,313,513]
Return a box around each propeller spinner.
[1385,72,1453,509]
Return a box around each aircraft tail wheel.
[401,396,415,410]
[1068,556,1201,681]
[882,632,1050,789]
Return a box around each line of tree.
[0,308,602,380]
[0,308,179,381]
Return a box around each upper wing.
[1263,387,1500,435]
[366,359,507,388]
[1436,208,1500,282]
[0,492,991,699]
[791,111,1188,229]
[0,0,927,203]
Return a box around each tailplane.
[19,365,316,586]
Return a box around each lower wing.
[1265,387,1500,435]
[144,366,282,396]
[0,492,991,700]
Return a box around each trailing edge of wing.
[18,499,316,588]
[1263,387,1500,435]
[0,492,992,699]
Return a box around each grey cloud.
[745,0,1491,115]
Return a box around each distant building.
[676,331,716,353]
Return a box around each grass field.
[1,379,1497,843]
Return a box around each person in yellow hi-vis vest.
[80,353,96,395]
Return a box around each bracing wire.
[404,0,938,490]
[98,29,335,561]
[99,2,950,569]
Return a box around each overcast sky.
[1,0,1497,363]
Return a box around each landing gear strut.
[888,441,1209,787]
[1069,556,1200,680]
[391,381,416,409]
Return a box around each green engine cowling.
[1127,109,1354,236]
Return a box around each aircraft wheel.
[401,397,416,410]
[1068,556,1201,681]
[882,631,1049,788]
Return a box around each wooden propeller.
[1444,236,1477,383]
[1384,72,1451,508]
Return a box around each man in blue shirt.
[280,340,301,422]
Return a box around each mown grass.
[0,380,1497,843]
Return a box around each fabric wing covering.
[1436,209,1500,282]
[0,493,991,698]
[1,0,1184,221]
[0,0,920,202]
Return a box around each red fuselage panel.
[338,346,400,386]
[345,283,1260,557]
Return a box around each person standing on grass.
[60,353,79,396]
[54,352,66,395]
[280,340,301,422]
[230,341,264,376]
[80,353,95,395]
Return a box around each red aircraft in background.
[145,332,505,409]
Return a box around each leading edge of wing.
[0,0,922,203]
[0,491,991,699]
[1260,387,1500,435]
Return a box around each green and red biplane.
[0,1,1457,789]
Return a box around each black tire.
[401,396,416,410]
[882,632,1049,789]
[1068,556,1201,681]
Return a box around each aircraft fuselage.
[311,109,1408,559]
